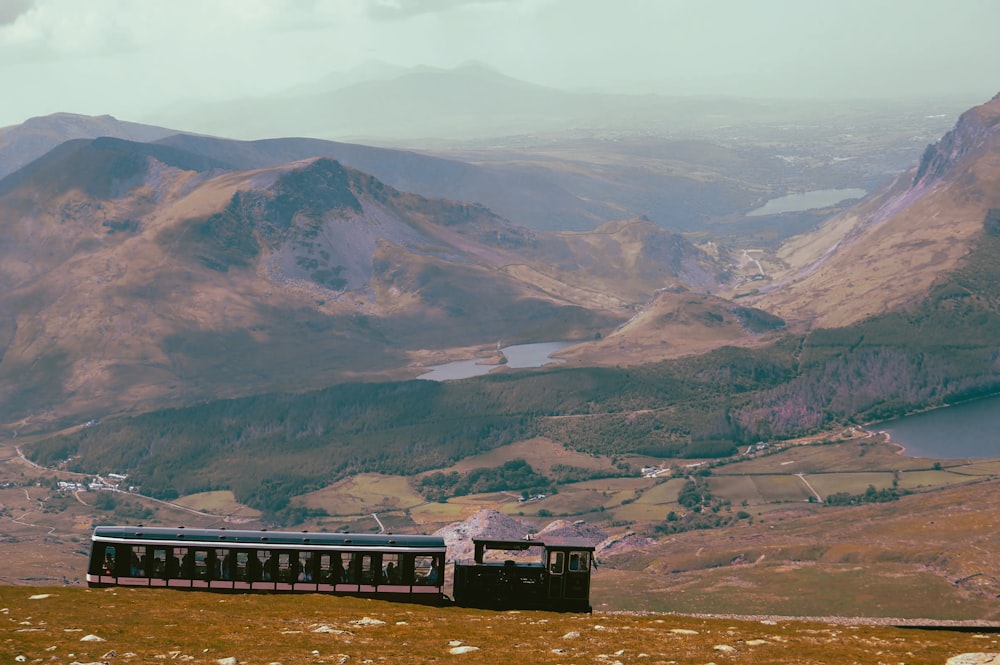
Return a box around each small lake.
[880,395,1000,459]
[418,341,573,381]
[747,188,867,217]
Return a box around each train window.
[568,551,589,572]
[195,549,212,579]
[100,545,117,575]
[276,552,292,582]
[245,551,264,582]
[549,551,565,574]
[211,549,225,580]
[352,553,374,584]
[150,547,168,578]
[130,547,145,576]
[220,549,238,581]
[166,549,181,579]
[413,555,441,586]
[290,552,304,582]
[262,551,279,581]
[318,553,345,583]
[303,552,320,582]
[179,548,192,577]
[381,553,400,584]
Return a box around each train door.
[563,550,591,604]
[547,549,565,599]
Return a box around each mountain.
[154,133,603,230]
[739,93,1000,329]
[1,107,963,239]
[0,138,727,425]
[0,112,178,180]
[0,114,754,233]
[147,62,642,141]
[0,114,603,231]
[150,62,858,145]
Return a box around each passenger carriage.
[87,526,447,604]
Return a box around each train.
[87,525,595,612]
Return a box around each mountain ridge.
[0,138,730,424]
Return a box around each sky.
[1,0,999,128]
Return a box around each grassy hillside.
[2,587,996,665]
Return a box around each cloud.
[366,0,513,21]
[0,0,34,26]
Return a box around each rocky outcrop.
[535,519,608,544]
[433,509,536,562]
[912,92,1000,189]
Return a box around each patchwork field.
[1,431,999,618]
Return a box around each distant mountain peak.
[0,113,180,180]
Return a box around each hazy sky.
[2,0,998,128]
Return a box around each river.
[880,395,1000,459]
[418,341,573,381]
[747,188,867,217]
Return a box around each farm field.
[721,435,935,474]
[800,472,898,497]
[298,474,426,516]
[171,490,261,519]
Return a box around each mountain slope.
[750,92,1000,328]
[0,139,725,424]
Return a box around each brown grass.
[2,587,997,665]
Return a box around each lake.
[418,341,572,381]
[880,395,1000,459]
[746,188,867,217]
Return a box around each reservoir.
[880,395,1000,459]
[419,341,572,381]
[747,188,866,217]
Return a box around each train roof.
[91,526,445,549]
[472,537,596,551]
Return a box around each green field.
[635,478,686,505]
[803,472,897,497]
[298,474,426,516]
[171,490,261,518]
